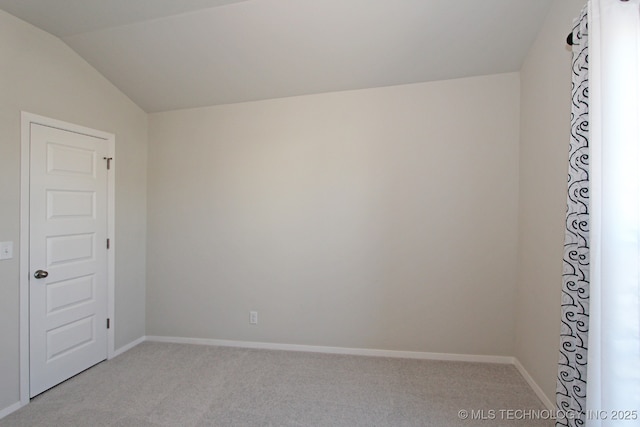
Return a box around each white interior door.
[29,123,109,397]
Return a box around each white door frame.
[19,112,115,405]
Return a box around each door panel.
[47,190,96,219]
[47,233,95,265]
[29,123,108,397]
[46,275,95,314]
[46,142,97,176]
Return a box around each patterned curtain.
[556,5,590,427]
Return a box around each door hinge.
[103,157,113,170]
[106,238,110,249]
[107,318,110,329]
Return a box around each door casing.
[19,112,115,405]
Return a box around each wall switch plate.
[249,311,258,325]
[0,241,13,260]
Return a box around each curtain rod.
[568,0,631,45]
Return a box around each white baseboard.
[513,358,555,410]
[112,336,146,358]
[0,401,24,420]
[145,335,514,364]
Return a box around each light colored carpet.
[1,342,553,426]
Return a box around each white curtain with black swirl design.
[557,5,589,427]
[558,1,640,425]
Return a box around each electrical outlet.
[249,311,258,325]
[0,241,13,260]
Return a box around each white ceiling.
[0,0,553,112]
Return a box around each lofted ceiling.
[0,0,553,112]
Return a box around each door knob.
[34,270,48,279]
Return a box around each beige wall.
[147,73,521,355]
[516,0,586,402]
[0,10,147,410]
